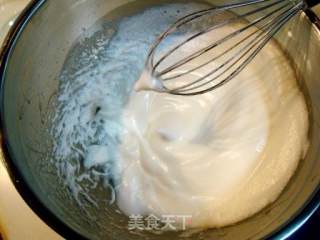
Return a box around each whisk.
[142,0,319,95]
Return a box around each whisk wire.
[154,0,287,76]
[174,3,303,95]
[169,4,300,92]
[145,0,308,95]
[160,0,292,82]
[150,0,280,56]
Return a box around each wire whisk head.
[146,0,305,96]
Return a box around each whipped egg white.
[53,3,309,229]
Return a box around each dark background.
[289,209,320,240]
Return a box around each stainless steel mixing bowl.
[0,0,320,239]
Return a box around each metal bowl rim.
[0,1,319,239]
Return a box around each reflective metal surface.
[0,0,62,239]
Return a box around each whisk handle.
[306,0,320,8]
